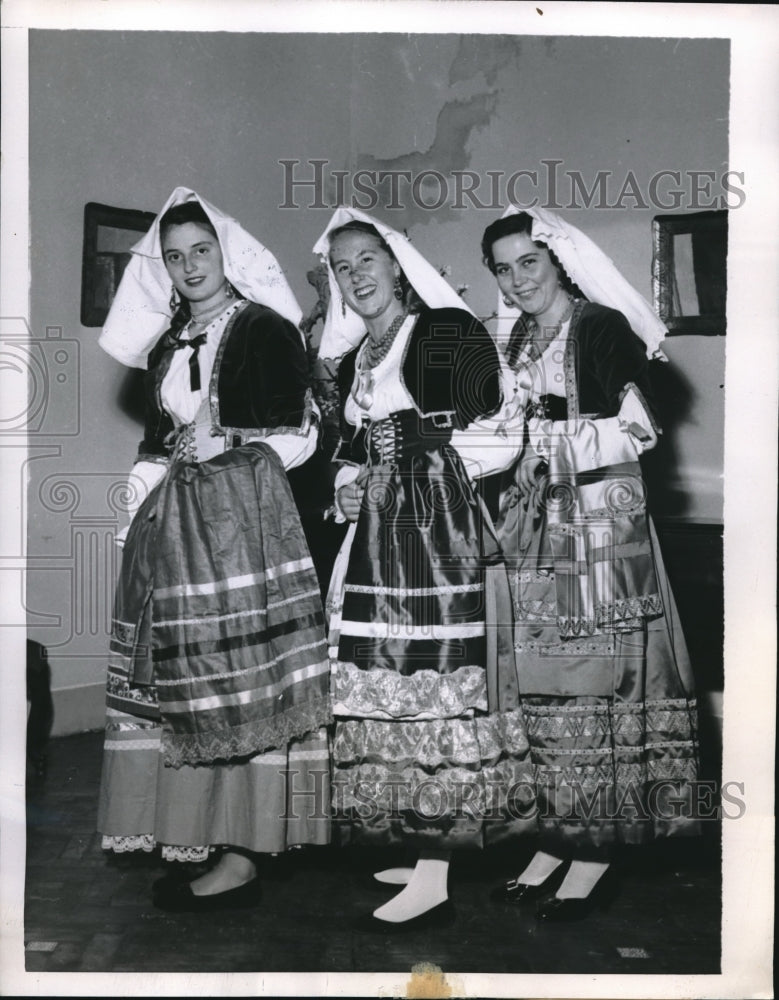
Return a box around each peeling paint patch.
[449,35,522,87]
[356,92,498,226]
[359,92,498,175]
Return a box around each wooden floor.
[23,730,721,977]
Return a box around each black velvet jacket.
[136,300,332,519]
[507,301,657,421]
[334,306,503,464]
[138,301,311,458]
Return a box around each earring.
[341,294,346,318]
[169,286,180,313]
[393,276,403,301]
[502,294,513,308]
[225,281,235,299]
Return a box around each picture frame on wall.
[80,202,155,327]
[652,209,728,336]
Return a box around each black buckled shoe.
[490,862,569,906]
[535,868,619,922]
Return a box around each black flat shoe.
[152,869,192,896]
[490,862,569,906]
[153,877,261,912]
[535,868,620,923]
[353,899,455,934]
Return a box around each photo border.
[1,2,776,997]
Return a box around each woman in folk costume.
[316,207,533,930]
[481,206,700,921]
[96,188,331,911]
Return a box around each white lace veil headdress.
[493,206,667,360]
[313,206,474,361]
[99,186,303,368]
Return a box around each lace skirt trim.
[100,834,213,863]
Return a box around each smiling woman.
[95,188,332,913]
[161,209,227,311]
[330,226,402,324]
[480,206,700,923]
[315,207,532,932]
[491,233,582,326]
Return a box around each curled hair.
[328,220,422,313]
[481,212,584,299]
[159,201,218,244]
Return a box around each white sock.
[373,867,414,885]
[516,850,564,887]
[372,854,450,923]
[555,860,609,899]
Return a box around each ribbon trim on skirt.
[116,443,331,768]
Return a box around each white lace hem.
[102,834,155,853]
[161,845,213,863]
[101,834,212,863]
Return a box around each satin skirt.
[97,453,331,862]
[498,480,700,856]
[328,447,533,849]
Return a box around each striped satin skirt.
[97,444,331,861]
[328,446,533,849]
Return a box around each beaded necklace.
[352,311,408,411]
[186,291,235,332]
[360,311,408,370]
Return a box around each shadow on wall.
[117,367,147,426]
[643,356,697,519]
[642,358,723,778]
[27,639,54,781]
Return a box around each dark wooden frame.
[80,202,156,327]
[651,209,727,335]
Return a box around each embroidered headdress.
[99,186,302,368]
